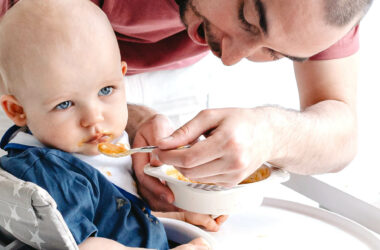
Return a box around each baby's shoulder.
[1,147,96,183]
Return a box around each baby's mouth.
[85,133,112,145]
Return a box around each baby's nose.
[80,107,104,128]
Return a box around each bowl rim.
[144,164,290,194]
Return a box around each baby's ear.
[0,95,27,126]
[121,61,127,76]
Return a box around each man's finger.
[155,134,224,168]
[174,158,232,179]
[158,110,222,150]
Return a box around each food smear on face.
[98,142,129,156]
[166,165,271,185]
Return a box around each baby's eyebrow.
[43,96,68,106]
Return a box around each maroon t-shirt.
[0,0,360,74]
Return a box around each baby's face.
[19,52,128,155]
[0,0,129,155]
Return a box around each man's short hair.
[324,0,373,26]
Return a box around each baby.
[0,0,225,249]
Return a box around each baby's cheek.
[42,133,75,152]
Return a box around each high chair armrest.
[0,168,78,249]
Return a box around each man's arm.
[270,53,358,174]
[126,104,157,144]
[153,54,358,185]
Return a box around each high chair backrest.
[0,168,78,249]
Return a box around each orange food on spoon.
[98,142,129,156]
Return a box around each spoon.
[98,142,190,157]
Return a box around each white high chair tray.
[209,197,380,250]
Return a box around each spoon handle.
[125,144,191,156]
[128,145,158,154]
[130,145,191,154]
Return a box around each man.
[0,0,373,212]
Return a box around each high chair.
[0,168,77,249]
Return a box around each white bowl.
[160,217,216,248]
[144,164,290,215]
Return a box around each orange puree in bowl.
[166,165,271,185]
[239,166,271,184]
[166,169,198,183]
[98,142,129,156]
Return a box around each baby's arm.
[79,236,210,250]
[153,211,228,232]
[79,237,151,250]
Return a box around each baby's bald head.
[0,0,120,98]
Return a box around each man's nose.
[80,105,104,128]
[221,37,261,66]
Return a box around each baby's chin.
[76,147,102,156]
[62,145,102,156]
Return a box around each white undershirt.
[74,132,139,197]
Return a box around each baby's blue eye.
[55,101,72,110]
[99,86,113,96]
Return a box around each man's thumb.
[158,125,195,149]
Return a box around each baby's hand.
[172,237,211,250]
[183,212,228,232]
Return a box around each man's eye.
[267,49,280,60]
[99,86,113,96]
[55,101,72,110]
[238,3,251,31]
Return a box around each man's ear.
[0,95,27,126]
[121,61,128,76]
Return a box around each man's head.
[175,0,373,65]
[0,0,128,155]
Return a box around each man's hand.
[132,114,181,211]
[154,108,274,186]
